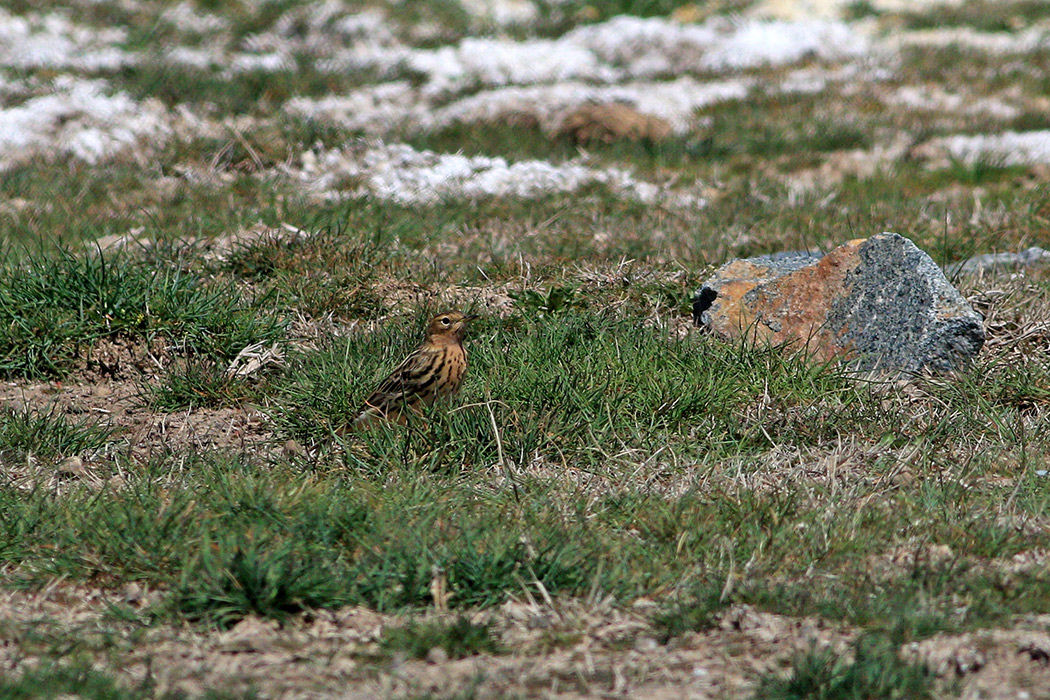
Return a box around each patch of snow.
[701,20,867,70]
[890,86,1019,120]
[315,15,869,92]
[286,141,702,207]
[779,62,893,95]
[458,0,539,26]
[406,38,617,97]
[160,2,229,34]
[0,8,132,70]
[285,82,421,134]
[933,130,1050,166]
[166,46,217,69]
[429,77,751,134]
[333,9,393,40]
[0,78,170,170]
[867,0,964,10]
[286,77,750,135]
[564,16,719,76]
[227,51,296,73]
[752,0,962,19]
[957,247,1050,274]
[895,27,1050,54]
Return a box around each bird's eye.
[441,317,451,326]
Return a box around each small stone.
[954,246,1050,274]
[218,616,279,653]
[633,636,659,653]
[123,582,144,605]
[56,456,87,477]
[92,385,112,398]
[694,233,985,372]
[425,646,449,665]
[281,440,306,459]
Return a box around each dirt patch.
[0,378,275,474]
[371,280,517,318]
[904,629,1050,699]
[0,585,855,700]
[555,103,673,145]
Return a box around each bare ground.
[5,583,1050,699]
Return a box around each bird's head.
[426,311,478,344]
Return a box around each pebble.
[57,455,87,477]
[426,647,449,665]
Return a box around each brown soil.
[6,584,1050,699]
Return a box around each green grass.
[892,0,1050,32]
[0,127,336,253]
[111,62,395,114]
[175,532,350,627]
[3,0,1050,695]
[0,660,255,700]
[1,304,1047,637]
[753,632,935,700]
[0,405,116,464]
[0,249,286,379]
[147,358,267,411]
[381,616,503,659]
[272,309,853,462]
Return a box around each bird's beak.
[463,314,479,321]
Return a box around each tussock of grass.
[176,534,349,627]
[0,250,285,379]
[148,359,265,411]
[0,660,256,700]
[0,405,116,463]
[753,633,934,700]
[381,616,502,659]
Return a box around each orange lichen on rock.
[695,233,985,372]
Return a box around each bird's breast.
[440,344,467,396]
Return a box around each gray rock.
[694,232,985,372]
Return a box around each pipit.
[349,311,478,430]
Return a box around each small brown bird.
[350,311,478,430]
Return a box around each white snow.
[228,51,296,73]
[290,13,870,135]
[315,15,869,90]
[701,19,866,70]
[567,15,866,75]
[458,0,539,26]
[890,86,1019,120]
[932,131,1050,167]
[286,141,702,206]
[429,77,751,134]
[333,10,393,40]
[286,77,750,136]
[894,27,1050,54]
[752,0,963,19]
[406,38,617,96]
[564,16,720,76]
[0,8,132,70]
[0,78,170,170]
[285,82,421,134]
[160,2,229,34]
[166,46,217,69]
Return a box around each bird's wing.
[355,346,441,422]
